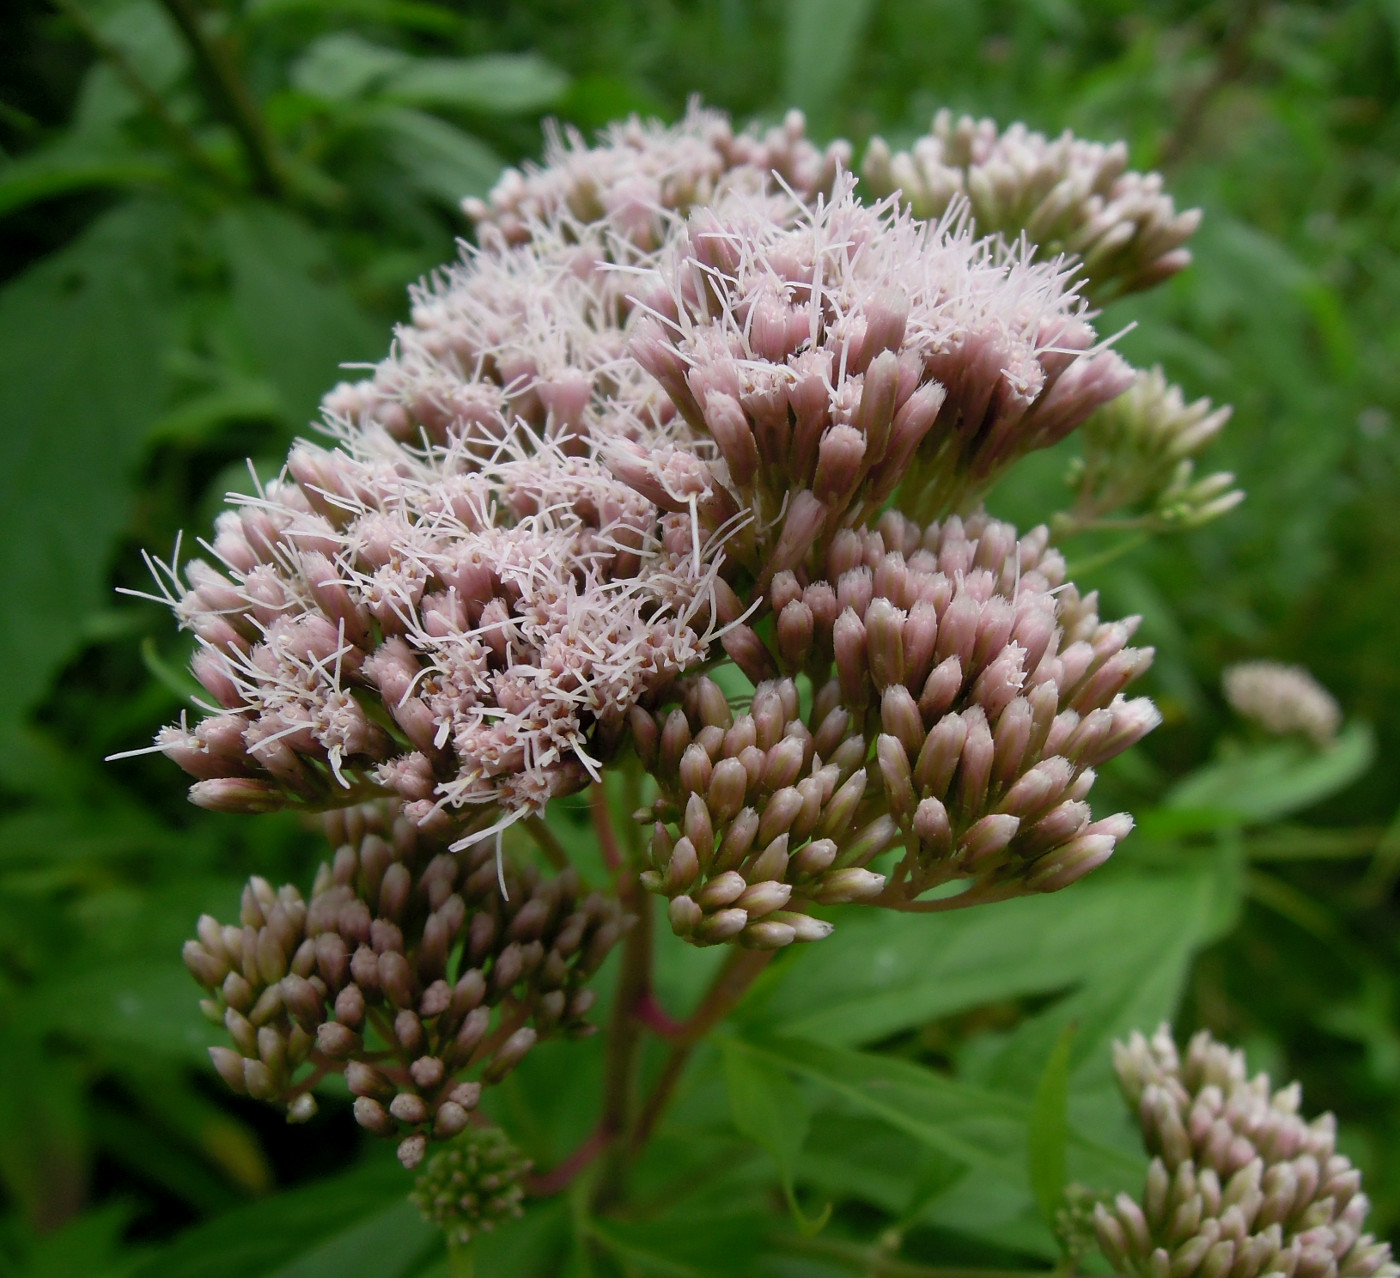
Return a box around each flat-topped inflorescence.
[183,801,628,1168]
[861,109,1201,303]
[1096,1025,1397,1278]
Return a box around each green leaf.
[781,0,875,120]
[721,1039,829,1233]
[291,33,411,101]
[363,105,504,204]
[754,870,1209,1047]
[588,1209,766,1277]
[0,149,174,218]
[0,200,180,733]
[1027,1024,1076,1234]
[126,1154,416,1278]
[0,1025,88,1232]
[379,54,570,114]
[217,202,385,429]
[1165,723,1375,824]
[738,1035,1027,1178]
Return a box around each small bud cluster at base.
[1096,1026,1397,1278]
[1223,662,1342,748]
[411,1125,532,1247]
[184,801,627,1167]
[861,109,1201,303]
[1058,367,1240,535]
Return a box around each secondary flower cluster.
[861,109,1201,302]
[1057,366,1241,536]
[411,1126,532,1247]
[1096,1026,1396,1278]
[184,801,628,1167]
[1224,661,1342,747]
[635,510,1157,942]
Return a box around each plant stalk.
[156,0,287,197]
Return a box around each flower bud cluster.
[1057,367,1241,536]
[1096,1026,1397,1278]
[183,801,628,1167]
[610,175,1132,553]
[464,101,848,250]
[633,673,894,947]
[411,1126,532,1247]
[771,509,1156,908]
[633,510,1158,941]
[861,109,1201,302]
[1223,662,1342,748]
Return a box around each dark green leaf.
[1027,1024,1075,1234]
[379,54,570,114]
[217,202,385,429]
[1166,723,1375,824]
[0,200,180,733]
[721,1039,829,1233]
[126,1154,413,1278]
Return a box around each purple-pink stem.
[591,781,624,871]
[524,1121,613,1197]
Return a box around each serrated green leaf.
[1165,723,1374,824]
[1027,1023,1075,1234]
[0,199,180,733]
[754,871,1207,1047]
[379,54,569,114]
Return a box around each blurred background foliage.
[1,0,1399,1274]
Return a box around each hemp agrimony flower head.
[861,109,1201,303]
[114,102,1237,1158]
[1224,661,1342,747]
[1096,1026,1397,1278]
[636,509,1158,944]
[464,99,849,249]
